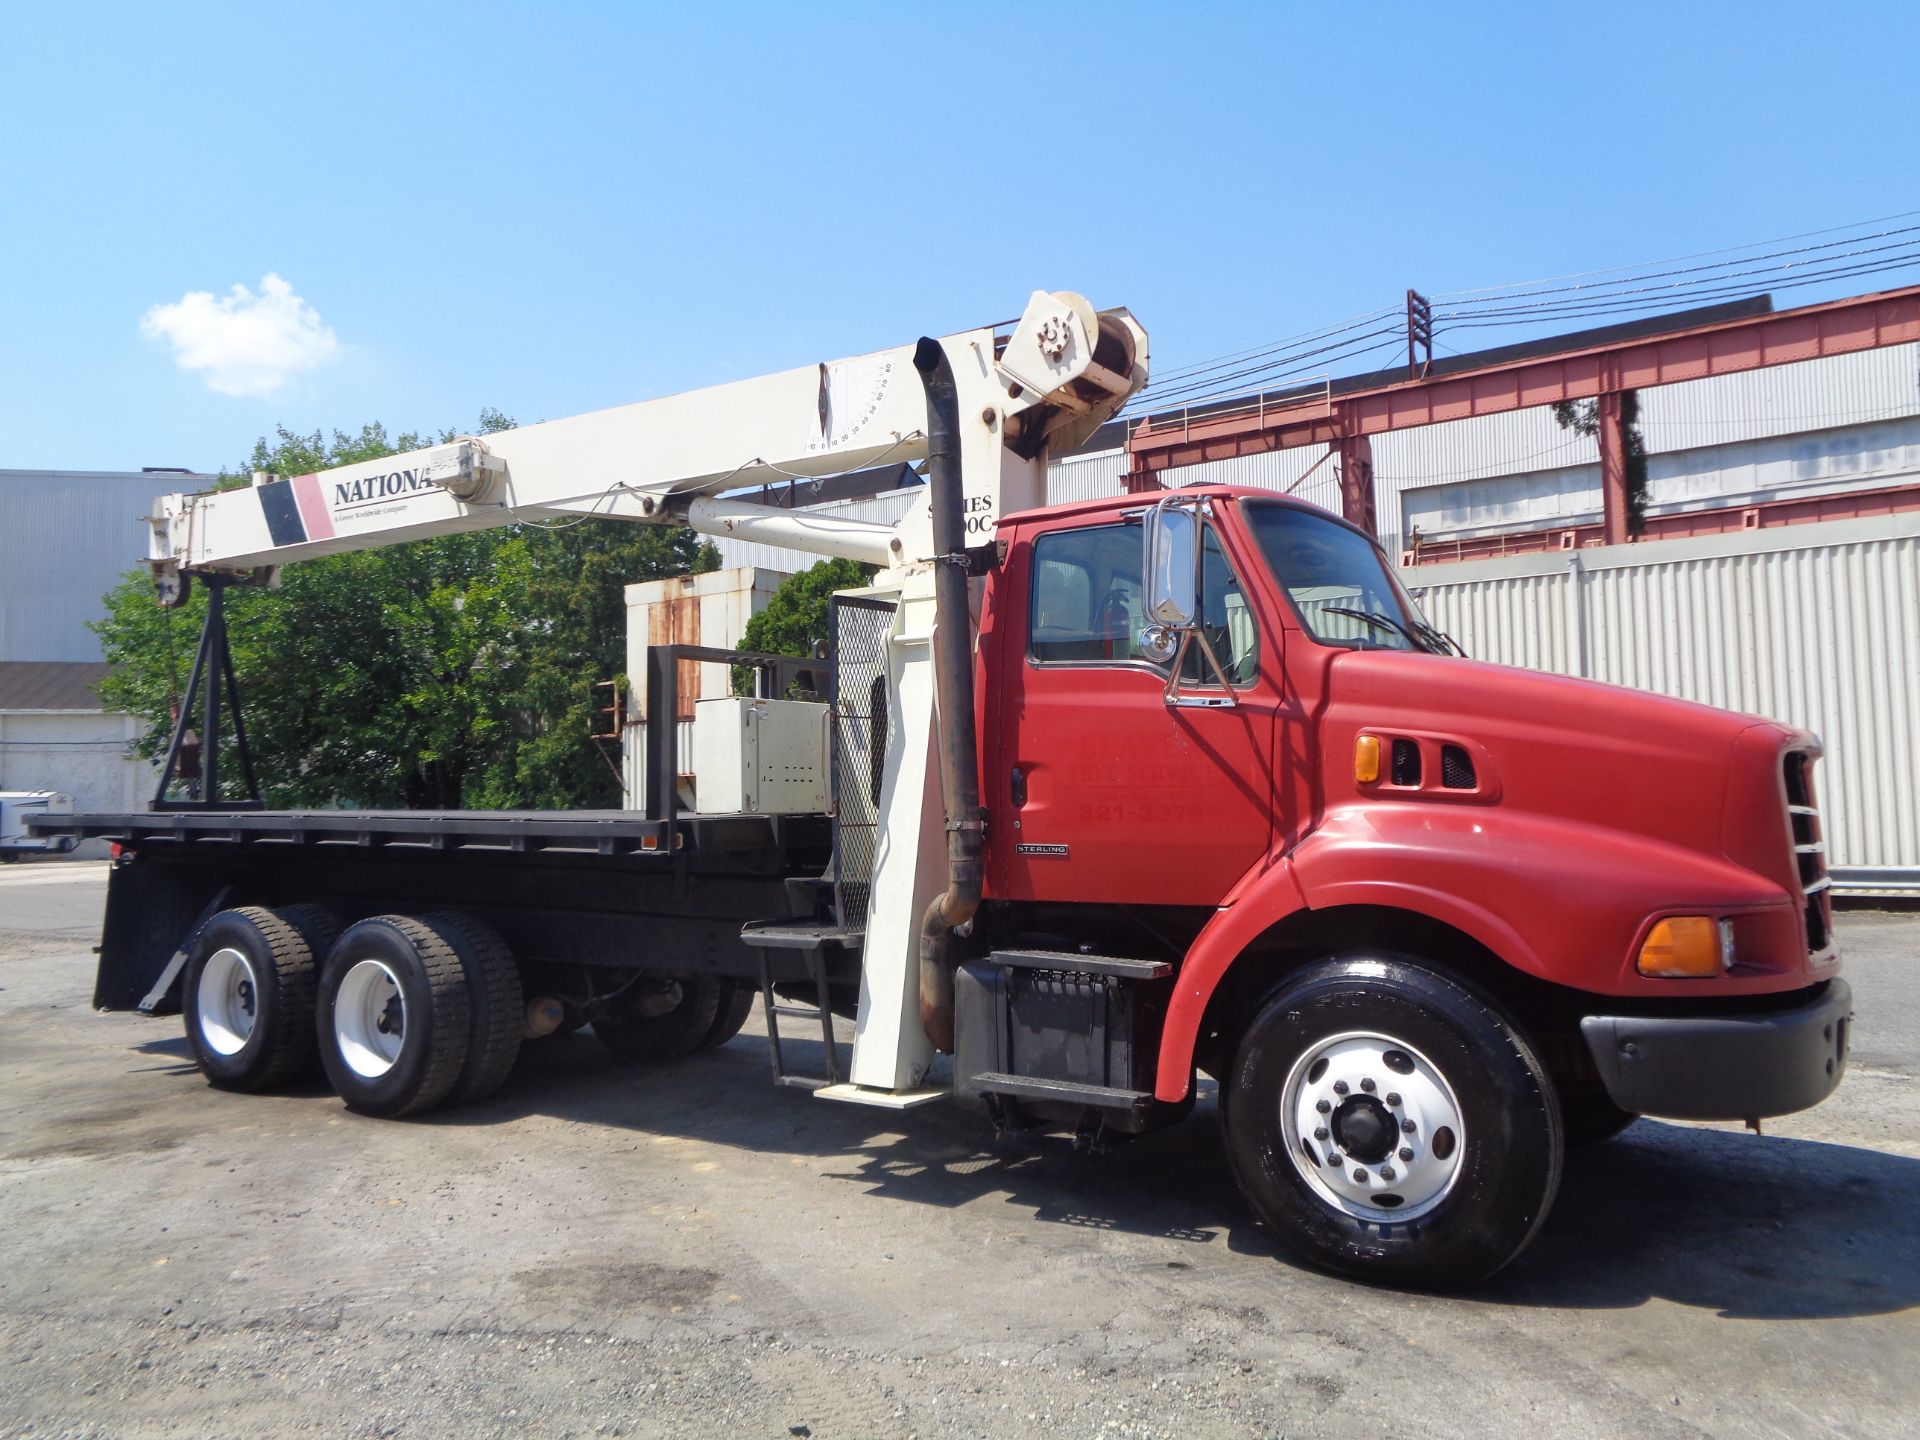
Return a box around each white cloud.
[141,273,339,397]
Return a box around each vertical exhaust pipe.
[912,337,982,1053]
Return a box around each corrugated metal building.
[0,661,151,858]
[1404,513,1920,893]
[0,467,213,663]
[1127,342,1920,560]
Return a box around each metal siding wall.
[1637,343,1920,451]
[1132,349,1918,556]
[1409,519,1920,888]
[0,470,196,663]
[1046,448,1126,505]
[1408,569,1569,675]
[1643,412,1920,510]
[0,710,153,857]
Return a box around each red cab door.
[984,511,1277,908]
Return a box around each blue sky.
[3,0,1917,473]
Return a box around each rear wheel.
[1221,954,1562,1289]
[426,911,524,1106]
[183,906,320,1091]
[593,975,723,1063]
[316,916,471,1118]
[696,979,756,1051]
[275,904,343,971]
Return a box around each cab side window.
[1183,524,1259,686]
[1029,524,1147,664]
[1028,519,1258,683]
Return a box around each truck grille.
[1784,752,1832,955]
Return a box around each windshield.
[1242,501,1445,653]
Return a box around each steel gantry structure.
[1124,284,1920,553]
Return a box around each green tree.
[739,558,874,659]
[94,415,719,810]
[1551,392,1650,535]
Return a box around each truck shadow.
[1479,1122,1920,1319]
[451,1031,1920,1320]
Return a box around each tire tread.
[188,905,318,1091]
[1224,953,1563,1289]
[424,911,523,1106]
[320,915,471,1118]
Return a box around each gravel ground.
[1,862,1915,1439]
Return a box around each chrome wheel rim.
[335,959,406,1079]
[196,946,259,1056]
[1280,1030,1465,1223]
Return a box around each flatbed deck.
[35,809,841,1010]
[32,808,828,860]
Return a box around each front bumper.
[1579,979,1851,1121]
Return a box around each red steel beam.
[1126,284,1920,484]
[1596,390,1629,546]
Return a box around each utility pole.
[1405,289,1434,378]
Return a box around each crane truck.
[34,291,1850,1288]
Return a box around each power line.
[1434,237,1920,321]
[1131,328,1404,411]
[1435,249,1920,333]
[1124,209,1920,428]
[1145,305,1401,387]
[1431,208,1920,299]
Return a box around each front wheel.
[1222,955,1563,1289]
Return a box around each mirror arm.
[1160,630,1239,710]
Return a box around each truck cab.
[957,485,1848,1284]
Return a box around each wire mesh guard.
[829,596,896,930]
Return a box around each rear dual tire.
[314,912,525,1118]
[184,906,324,1092]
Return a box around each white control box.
[689,698,830,815]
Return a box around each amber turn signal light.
[1354,734,1381,784]
[1637,916,1721,977]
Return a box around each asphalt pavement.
[1,861,1915,1439]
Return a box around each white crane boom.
[148,290,1146,594]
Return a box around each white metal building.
[0,662,152,858]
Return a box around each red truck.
[38,292,1849,1288]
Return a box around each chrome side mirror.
[1141,499,1198,629]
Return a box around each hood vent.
[1391,738,1422,786]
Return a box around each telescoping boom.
[147,291,1146,593]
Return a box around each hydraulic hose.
[912,337,982,1053]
